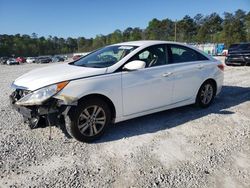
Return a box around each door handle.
[197,65,205,69]
[162,72,173,77]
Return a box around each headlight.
[16,81,69,106]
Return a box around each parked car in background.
[16,57,26,63]
[0,57,9,64]
[228,43,240,53]
[26,57,36,63]
[7,58,19,65]
[72,55,82,61]
[63,55,68,60]
[10,41,224,142]
[225,43,250,66]
[36,56,52,63]
[52,56,64,62]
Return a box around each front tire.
[196,81,215,108]
[65,98,111,143]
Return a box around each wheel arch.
[196,78,217,98]
[77,93,116,122]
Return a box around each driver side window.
[130,45,168,68]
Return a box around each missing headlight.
[11,89,31,101]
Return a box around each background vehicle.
[0,57,9,64]
[225,43,250,66]
[228,43,240,53]
[72,55,82,61]
[7,58,19,65]
[10,41,224,142]
[36,56,52,63]
[16,57,26,63]
[63,55,68,60]
[52,56,64,62]
[26,57,36,63]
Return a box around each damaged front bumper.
[9,90,74,135]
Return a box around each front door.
[121,44,175,116]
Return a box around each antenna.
[175,19,177,42]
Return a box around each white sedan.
[10,41,224,142]
[26,57,36,63]
[7,58,19,65]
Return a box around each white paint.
[13,41,224,124]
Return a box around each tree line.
[0,9,249,57]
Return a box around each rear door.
[168,44,209,103]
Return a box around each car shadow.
[95,85,250,143]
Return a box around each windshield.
[229,44,239,49]
[237,43,250,50]
[72,45,137,68]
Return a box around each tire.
[65,98,111,143]
[196,81,216,108]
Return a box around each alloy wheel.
[200,84,214,105]
[77,105,106,137]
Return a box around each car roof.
[109,40,213,61]
[111,40,188,47]
[230,42,250,47]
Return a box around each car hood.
[13,63,107,91]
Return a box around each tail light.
[217,64,224,71]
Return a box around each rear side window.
[169,44,208,63]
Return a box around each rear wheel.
[196,81,215,108]
[65,98,111,142]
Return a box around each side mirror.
[123,60,146,71]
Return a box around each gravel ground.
[0,60,249,188]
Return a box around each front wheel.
[65,98,111,142]
[196,81,215,108]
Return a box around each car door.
[121,44,175,116]
[168,44,209,103]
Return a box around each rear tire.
[65,98,111,143]
[196,81,216,108]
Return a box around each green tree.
[197,13,222,43]
[246,12,250,41]
[177,15,197,42]
[221,10,246,47]
[110,30,123,44]
[130,28,143,41]
[146,18,162,39]
[92,35,106,49]
[0,9,249,57]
